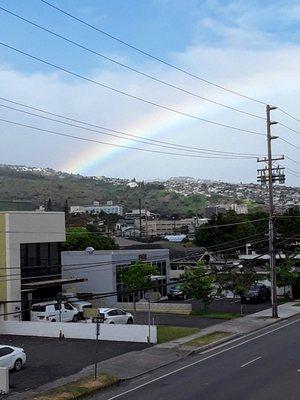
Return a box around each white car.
[58,293,92,319]
[0,345,26,371]
[31,301,78,322]
[93,308,134,324]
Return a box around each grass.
[190,310,241,320]
[181,331,232,349]
[33,374,119,400]
[157,325,199,344]
[293,302,300,307]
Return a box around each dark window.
[0,347,14,357]
[117,309,126,315]
[31,305,46,312]
[64,303,74,311]
[107,310,118,316]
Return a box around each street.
[92,315,300,400]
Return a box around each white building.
[70,201,123,216]
[62,249,170,306]
[0,211,80,320]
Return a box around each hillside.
[0,164,206,217]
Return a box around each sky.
[0,0,299,185]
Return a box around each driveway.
[0,335,147,395]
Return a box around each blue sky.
[0,0,299,185]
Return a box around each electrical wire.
[0,97,266,156]
[39,0,266,106]
[277,107,300,124]
[285,156,300,167]
[279,137,300,150]
[0,102,263,157]
[0,117,257,160]
[0,41,265,137]
[0,6,265,121]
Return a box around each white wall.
[0,321,157,344]
[4,212,65,320]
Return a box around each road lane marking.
[240,356,262,368]
[104,317,300,400]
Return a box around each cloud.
[0,1,299,186]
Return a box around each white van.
[30,301,78,322]
[58,293,92,319]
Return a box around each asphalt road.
[93,315,300,400]
[1,335,147,394]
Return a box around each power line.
[0,97,264,157]
[278,122,300,136]
[0,117,257,160]
[285,156,300,167]
[0,6,265,121]
[0,102,262,158]
[277,107,300,124]
[39,0,266,106]
[279,137,300,150]
[0,41,265,137]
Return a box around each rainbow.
[59,95,218,175]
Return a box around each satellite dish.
[85,246,95,254]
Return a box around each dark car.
[168,285,186,301]
[241,284,271,303]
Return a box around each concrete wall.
[62,249,170,307]
[115,301,192,315]
[0,321,157,344]
[1,212,65,320]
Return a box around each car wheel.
[109,321,115,324]
[127,318,133,324]
[14,359,22,372]
[51,319,56,322]
[72,314,78,323]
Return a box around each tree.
[221,265,256,315]
[120,262,158,316]
[277,259,297,298]
[64,199,69,215]
[61,227,118,251]
[181,262,215,311]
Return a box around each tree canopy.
[62,227,118,251]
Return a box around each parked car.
[92,308,134,324]
[241,284,271,303]
[168,285,186,300]
[30,301,79,322]
[0,345,26,371]
[58,293,92,319]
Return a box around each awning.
[21,277,87,291]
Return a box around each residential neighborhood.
[0,1,299,399]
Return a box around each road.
[93,315,300,400]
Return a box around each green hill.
[0,164,205,217]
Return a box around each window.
[31,305,46,312]
[117,309,126,315]
[107,310,118,316]
[0,347,14,357]
[64,303,74,311]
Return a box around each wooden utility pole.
[257,105,285,318]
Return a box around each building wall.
[0,212,65,320]
[62,249,170,306]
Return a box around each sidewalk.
[10,301,300,399]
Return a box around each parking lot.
[136,312,225,328]
[163,297,272,315]
[1,335,147,395]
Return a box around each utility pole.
[139,198,142,237]
[257,105,285,318]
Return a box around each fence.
[0,321,157,344]
[115,301,192,315]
